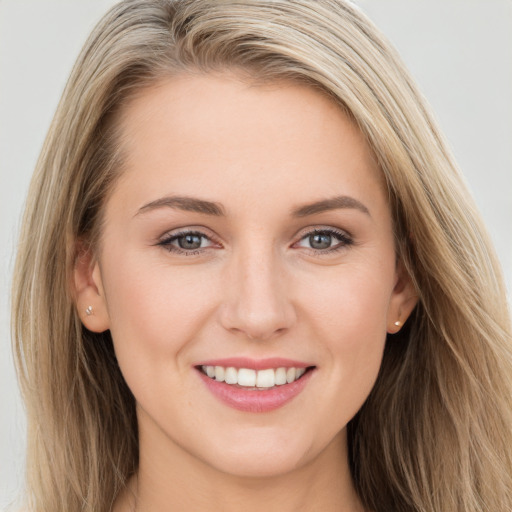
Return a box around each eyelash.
[157,230,219,255]
[157,227,353,255]
[294,228,353,254]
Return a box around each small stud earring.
[394,320,401,327]
[86,306,93,316]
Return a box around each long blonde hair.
[12,1,512,511]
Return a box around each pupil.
[179,234,202,250]
[310,233,331,249]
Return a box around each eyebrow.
[135,194,370,218]
[136,196,225,216]
[291,196,370,217]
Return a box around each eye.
[158,230,217,253]
[175,233,208,250]
[295,228,353,253]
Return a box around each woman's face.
[78,72,414,478]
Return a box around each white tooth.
[286,367,296,384]
[224,367,238,385]
[296,368,306,378]
[238,368,256,387]
[206,366,215,378]
[275,367,287,385]
[215,366,225,382]
[256,369,275,388]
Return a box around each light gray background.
[1,1,511,509]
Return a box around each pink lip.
[195,357,311,370]
[195,359,315,413]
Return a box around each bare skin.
[75,72,416,512]
[115,431,361,512]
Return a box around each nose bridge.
[220,239,295,340]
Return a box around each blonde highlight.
[12,1,512,511]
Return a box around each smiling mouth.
[197,365,314,390]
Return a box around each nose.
[218,247,297,341]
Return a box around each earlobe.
[73,244,110,333]
[386,263,418,334]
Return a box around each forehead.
[110,72,386,217]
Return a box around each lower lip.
[197,369,313,413]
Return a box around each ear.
[386,260,418,334]
[73,243,110,333]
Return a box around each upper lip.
[195,357,314,371]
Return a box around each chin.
[207,449,309,479]
[195,427,337,480]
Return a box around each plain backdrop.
[1,0,511,509]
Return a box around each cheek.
[303,257,395,340]
[101,249,218,371]
[299,260,394,412]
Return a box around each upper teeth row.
[201,366,307,388]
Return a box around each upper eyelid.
[158,226,218,241]
[293,225,353,240]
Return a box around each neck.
[115,429,364,512]
[113,404,363,512]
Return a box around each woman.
[12,1,512,511]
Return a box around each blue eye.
[296,228,352,252]
[308,232,333,250]
[157,227,351,255]
[158,231,214,253]
[176,233,205,250]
